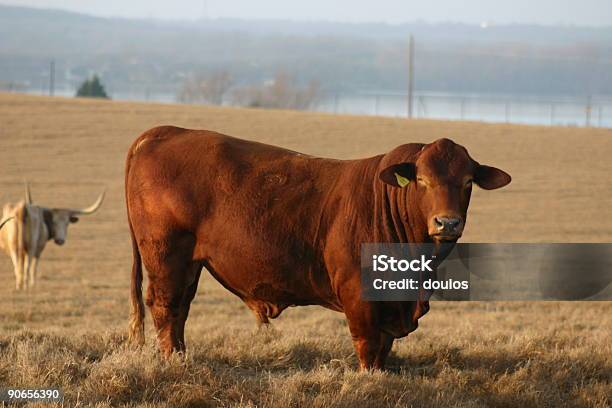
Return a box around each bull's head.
[379,138,511,242]
[26,184,105,245]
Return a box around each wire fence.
[315,92,612,128]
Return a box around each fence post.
[598,105,603,127]
[550,104,555,126]
[49,60,55,97]
[505,101,510,123]
[418,95,426,118]
[585,95,592,127]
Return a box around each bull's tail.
[15,203,27,290]
[126,142,145,346]
[127,225,145,345]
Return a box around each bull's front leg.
[375,332,395,369]
[351,332,382,370]
[341,285,386,370]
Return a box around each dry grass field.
[0,93,610,407]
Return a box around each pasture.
[0,93,610,407]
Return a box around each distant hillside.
[0,5,611,96]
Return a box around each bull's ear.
[379,163,416,188]
[69,216,79,224]
[474,165,511,190]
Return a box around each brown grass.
[0,93,610,407]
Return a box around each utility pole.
[407,35,414,119]
[49,60,55,96]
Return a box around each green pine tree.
[76,75,109,99]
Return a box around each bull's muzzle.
[430,215,464,240]
[54,238,65,245]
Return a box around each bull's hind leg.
[141,234,196,356]
[12,252,25,291]
[175,264,202,350]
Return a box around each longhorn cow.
[0,184,105,289]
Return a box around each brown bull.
[126,126,511,369]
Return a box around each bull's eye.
[417,177,427,187]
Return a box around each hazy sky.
[2,0,612,26]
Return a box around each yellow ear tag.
[394,173,410,188]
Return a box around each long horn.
[0,217,14,230]
[70,190,106,215]
[25,181,32,204]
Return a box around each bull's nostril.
[434,217,444,230]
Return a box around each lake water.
[25,88,612,128]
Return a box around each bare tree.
[230,71,320,110]
[177,71,233,105]
[293,80,320,110]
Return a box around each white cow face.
[43,209,79,245]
